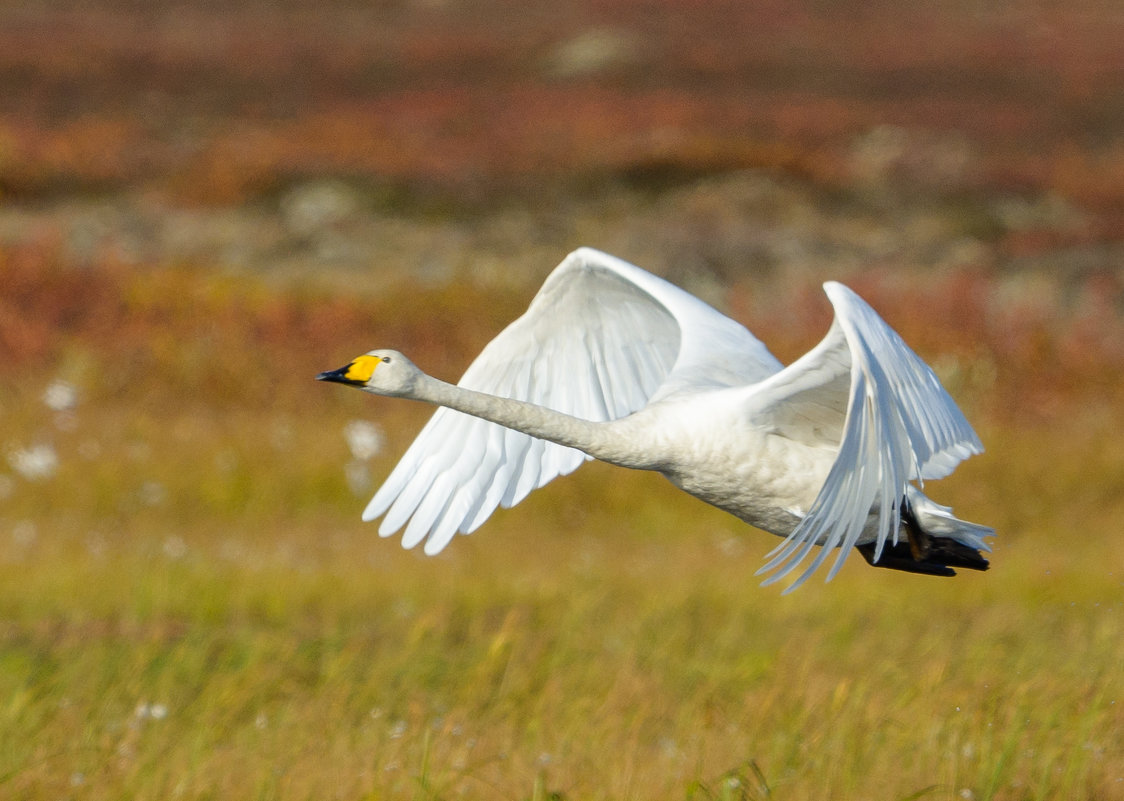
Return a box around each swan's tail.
[857,491,993,577]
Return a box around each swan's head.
[317,349,420,397]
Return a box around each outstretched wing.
[744,282,983,591]
[365,247,782,555]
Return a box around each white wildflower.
[138,481,167,507]
[43,380,79,412]
[12,521,36,547]
[135,702,168,720]
[8,443,59,480]
[344,419,384,460]
[162,536,187,560]
[345,460,371,496]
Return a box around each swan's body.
[319,248,992,591]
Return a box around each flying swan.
[319,247,992,591]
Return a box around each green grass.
[1,485,1121,800]
[1,255,1122,800]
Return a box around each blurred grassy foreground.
[0,240,1122,801]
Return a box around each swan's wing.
[365,247,782,555]
[743,281,983,591]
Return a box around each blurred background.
[1,1,1122,799]
[4,0,1124,281]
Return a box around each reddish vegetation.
[2,1,1124,220]
[3,239,1120,431]
[0,239,513,410]
[1,1,1122,426]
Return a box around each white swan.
[319,247,992,591]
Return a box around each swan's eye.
[381,356,392,363]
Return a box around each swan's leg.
[856,495,990,576]
[901,496,931,561]
[856,541,957,576]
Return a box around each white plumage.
[319,247,992,591]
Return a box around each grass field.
[1,251,1121,800]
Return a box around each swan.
[318,247,992,591]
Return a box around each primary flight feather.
[319,247,992,591]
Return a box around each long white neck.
[409,373,644,467]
